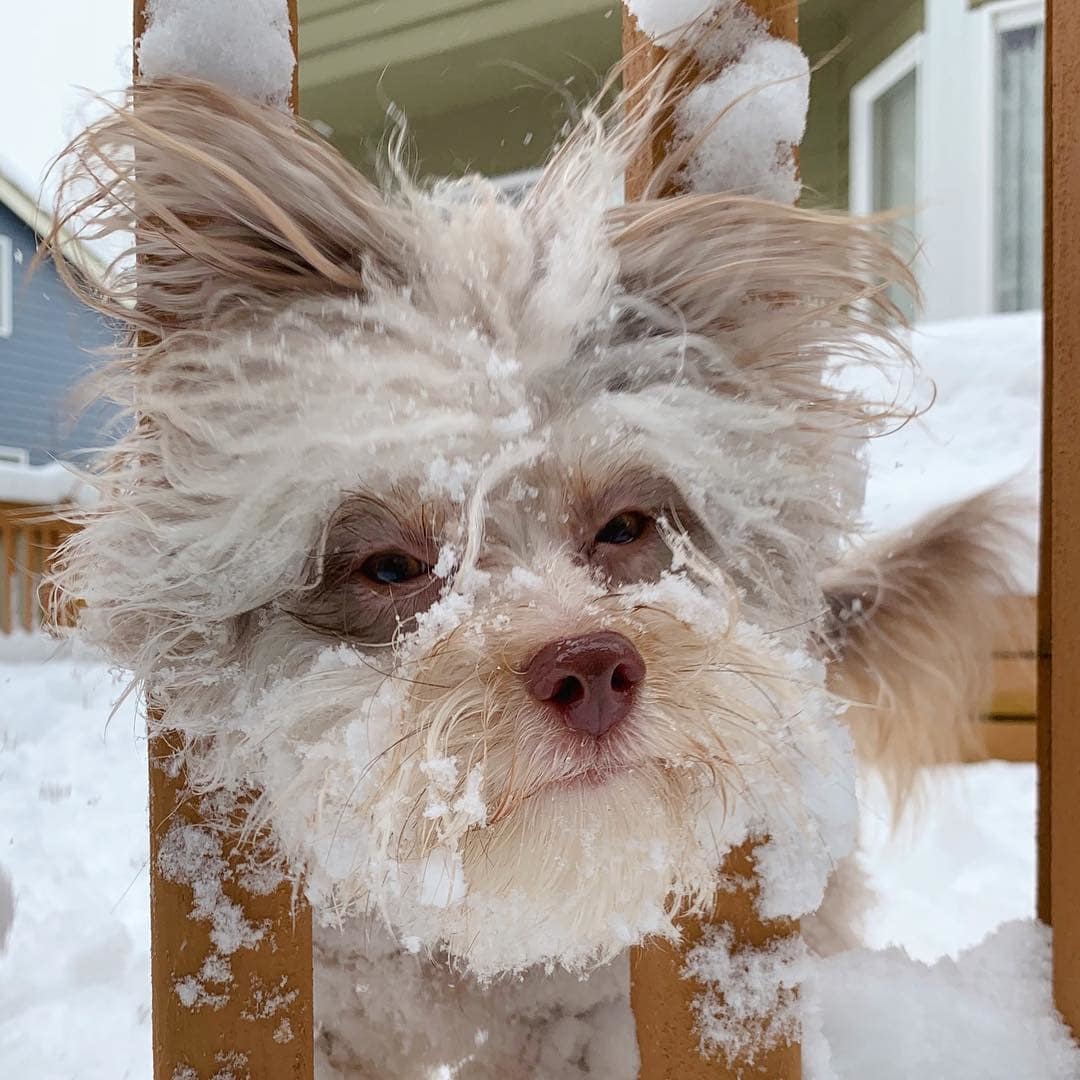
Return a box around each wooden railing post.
[623,4,802,1078]
[134,3,315,1077]
[1041,0,1080,1042]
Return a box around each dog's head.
[49,72,912,975]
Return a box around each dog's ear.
[607,194,914,401]
[819,490,1031,810]
[47,77,410,339]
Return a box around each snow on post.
[137,0,296,108]
[132,3,313,1078]
[624,0,807,203]
[622,5,809,1078]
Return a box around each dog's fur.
[45,50,1020,1076]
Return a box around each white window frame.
[849,34,923,220]
[849,0,1045,321]
[979,0,1046,313]
[0,235,12,338]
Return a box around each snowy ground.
[0,641,1043,1078]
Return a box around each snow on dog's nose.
[524,631,646,737]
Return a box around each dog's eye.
[594,511,650,546]
[358,552,431,585]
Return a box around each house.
[0,172,116,631]
[298,0,1045,323]
[0,171,117,469]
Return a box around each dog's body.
[46,51,1019,1075]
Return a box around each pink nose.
[524,632,646,737]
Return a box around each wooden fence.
[0,503,75,635]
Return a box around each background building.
[299,0,1045,322]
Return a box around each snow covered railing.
[132,4,315,1078]
[622,3,804,1078]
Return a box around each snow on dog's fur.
[44,44,1018,1072]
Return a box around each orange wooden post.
[1041,0,1080,1040]
[134,3,315,1078]
[623,4,802,1078]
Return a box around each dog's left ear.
[48,77,411,340]
[818,489,1031,808]
[607,194,914,398]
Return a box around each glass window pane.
[996,22,1044,313]
[872,69,918,320]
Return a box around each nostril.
[610,664,635,694]
[551,676,585,707]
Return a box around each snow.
[806,922,1080,1080]
[0,644,150,1079]
[798,763,1076,1078]
[138,0,295,108]
[0,460,93,506]
[859,312,1042,591]
[627,0,808,203]
[686,925,805,1066]
[865,312,1042,520]
[677,36,809,203]
[626,0,724,41]
[0,643,1062,1076]
[0,866,13,954]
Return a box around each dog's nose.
[524,632,645,737]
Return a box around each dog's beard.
[210,571,843,977]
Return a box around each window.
[0,235,12,338]
[850,36,922,320]
[993,10,1045,312]
[849,2,1045,320]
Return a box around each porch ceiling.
[299,0,619,137]
[296,0,861,176]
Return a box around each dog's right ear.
[46,77,411,339]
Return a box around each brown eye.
[594,511,650,546]
[358,552,431,585]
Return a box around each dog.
[45,49,1018,1077]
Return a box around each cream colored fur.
[821,490,1028,809]
[38,41,1020,1075]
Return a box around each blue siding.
[0,204,119,466]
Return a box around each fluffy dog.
[47,53,1017,1077]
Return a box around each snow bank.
[0,651,149,1079]
[859,312,1041,591]
[858,762,1038,963]
[806,920,1080,1080]
[0,867,13,955]
[138,0,295,107]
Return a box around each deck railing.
[0,502,76,634]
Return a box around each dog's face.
[52,78,909,975]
